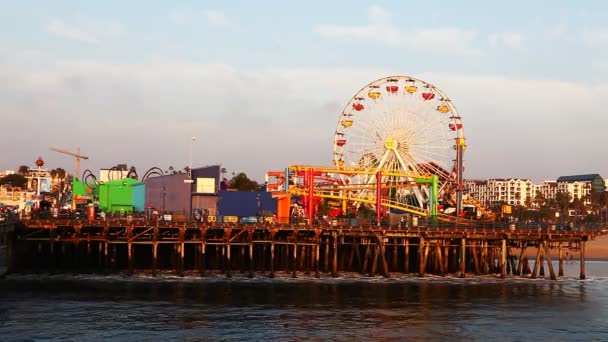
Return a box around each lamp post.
[185,137,196,220]
[162,186,166,214]
[188,137,195,181]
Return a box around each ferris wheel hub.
[384,137,399,150]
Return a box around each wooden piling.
[380,238,389,278]
[315,243,320,278]
[420,241,430,277]
[300,246,307,275]
[404,239,410,274]
[332,233,338,277]
[460,238,466,278]
[292,242,297,278]
[112,244,117,271]
[362,242,371,274]
[128,242,134,275]
[517,243,526,276]
[249,241,254,278]
[471,241,480,275]
[501,239,506,278]
[436,244,445,276]
[324,237,330,273]
[152,242,158,276]
[370,245,378,277]
[269,241,275,278]
[580,240,586,280]
[443,243,450,274]
[179,243,185,277]
[392,242,398,272]
[418,238,425,276]
[531,244,542,279]
[346,243,355,271]
[97,242,102,271]
[481,241,487,274]
[558,242,564,277]
[543,242,557,280]
[226,243,232,278]
[103,242,109,272]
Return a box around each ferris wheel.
[333,76,465,210]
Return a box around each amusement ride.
[270,76,466,225]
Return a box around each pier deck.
[12,219,608,280]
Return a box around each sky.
[1,0,608,183]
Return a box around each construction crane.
[49,147,89,179]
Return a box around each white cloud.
[488,32,524,49]
[46,18,98,44]
[367,5,390,23]
[45,18,125,44]
[582,30,608,47]
[1,59,607,182]
[169,9,229,28]
[316,6,479,55]
[204,9,228,27]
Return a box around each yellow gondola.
[341,120,353,127]
[437,105,449,113]
[405,85,418,94]
[368,91,381,100]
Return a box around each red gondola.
[386,85,398,93]
[449,123,462,131]
[336,139,347,147]
[422,93,435,100]
[353,103,364,111]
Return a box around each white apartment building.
[536,181,558,204]
[464,178,534,207]
[465,174,605,208]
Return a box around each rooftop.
[557,174,603,182]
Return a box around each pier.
[10,219,607,280]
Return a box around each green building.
[98,178,145,214]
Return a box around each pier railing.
[15,216,608,233]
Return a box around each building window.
[196,178,216,193]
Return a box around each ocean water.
[1,262,607,341]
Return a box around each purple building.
[144,173,189,215]
[190,165,221,215]
[144,165,220,216]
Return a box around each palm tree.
[533,190,545,208]
[18,165,30,176]
[50,169,58,182]
[555,191,571,222]
[524,196,533,208]
[56,168,66,181]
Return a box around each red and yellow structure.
[267,165,440,226]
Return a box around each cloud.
[488,32,524,49]
[170,9,229,28]
[45,18,125,44]
[204,9,228,27]
[1,58,607,182]
[316,6,479,55]
[46,18,98,44]
[582,30,608,48]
